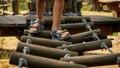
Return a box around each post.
[12,0,19,15]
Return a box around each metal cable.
[82,18,113,53]
[18,19,33,68]
[23,46,30,54]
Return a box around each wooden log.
[24,22,94,36]
[64,16,90,23]
[23,29,105,44]
[24,30,51,39]
[26,16,90,25]
[44,22,94,31]
[16,42,78,59]
[10,52,87,68]
[20,11,29,15]
[12,0,19,15]
[60,22,94,29]
[21,36,71,48]
[58,39,112,52]
[2,10,14,15]
[61,53,120,66]
[82,34,107,42]
[68,29,102,43]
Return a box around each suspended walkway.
[7,15,120,68]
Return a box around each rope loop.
[101,42,107,50]
[64,53,71,58]
[26,39,32,44]
[86,23,91,31]
[23,46,30,54]
[18,58,28,68]
[117,57,120,67]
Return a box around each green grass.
[113,32,118,37]
[81,4,92,11]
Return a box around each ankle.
[51,27,62,32]
[36,18,44,22]
[52,26,60,31]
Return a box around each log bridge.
[0,15,120,36]
[8,15,120,68]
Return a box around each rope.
[62,44,75,65]
[18,58,28,68]
[18,19,33,68]
[23,46,30,54]
[82,18,113,53]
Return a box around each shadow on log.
[10,52,87,68]
[61,53,120,67]
[21,36,71,48]
[16,42,78,59]
[58,39,112,53]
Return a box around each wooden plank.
[90,15,120,34]
[90,15,120,24]
[0,16,26,27]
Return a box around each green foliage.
[81,3,92,11]
[113,32,118,36]
[0,0,29,12]
[19,0,29,11]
